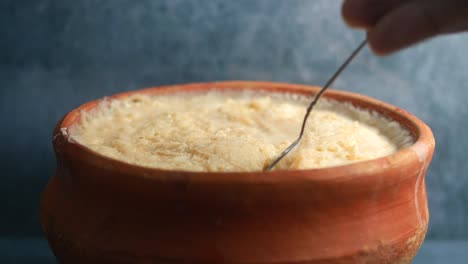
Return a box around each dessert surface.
[70,91,413,172]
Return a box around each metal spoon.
[264,39,368,171]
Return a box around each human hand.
[342,0,468,55]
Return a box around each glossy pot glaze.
[41,81,435,264]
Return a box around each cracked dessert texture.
[70,91,413,172]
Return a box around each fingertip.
[341,0,370,29]
[367,30,394,56]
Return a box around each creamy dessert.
[70,91,413,172]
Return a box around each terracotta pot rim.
[54,80,435,185]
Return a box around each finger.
[342,0,409,29]
[368,0,468,55]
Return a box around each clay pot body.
[41,81,435,264]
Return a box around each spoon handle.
[264,39,368,171]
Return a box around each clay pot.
[41,81,435,264]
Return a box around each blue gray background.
[1,0,467,242]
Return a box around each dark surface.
[1,0,468,239]
[1,239,467,264]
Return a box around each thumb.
[367,0,468,55]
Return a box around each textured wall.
[1,0,467,238]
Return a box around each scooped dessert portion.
[69,90,413,172]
